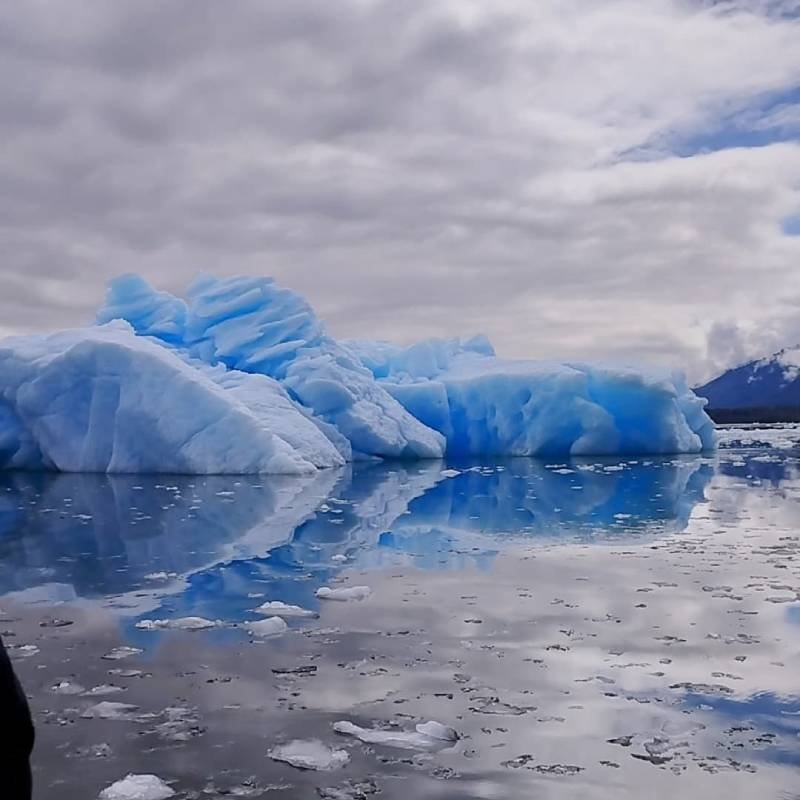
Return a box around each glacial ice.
[316,585,372,601]
[98,774,175,800]
[346,337,717,457]
[81,701,141,720]
[333,719,459,750]
[0,323,335,473]
[268,739,350,770]
[255,600,319,618]
[245,616,288,637]
[0,273,716,474]
[135,616,221,631]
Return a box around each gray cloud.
[1,0,800,382]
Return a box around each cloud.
[0,0,799,383]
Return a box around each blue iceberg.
[0,274,716,473]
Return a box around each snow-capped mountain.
[696,346,800,412]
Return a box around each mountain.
[696,347,800,422]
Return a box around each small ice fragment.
[135,620,165,631]
[333,719,458,749]
[330,554,348,563]
[83,684,125,696]
[83,683,125,697]
[108,669,144,678]
[143,572,176,582]
[98,773,175,800]
[11,645,39,658]
[51,681,85,695]
[415,720,459,741]
[268,739,350,770]
[135,617,219,631]
[316,586,371,602]
[72,742,112,759]
[255,601,318,619]
[440,469,460,478]
[81,701,140,720]
[102,646,143,661]
[245,617,288,637]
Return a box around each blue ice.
[0,274,716,473]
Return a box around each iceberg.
[0,322,338,473]
[99,273,444,461]
[346,337,717,457]
[0,273,716,474]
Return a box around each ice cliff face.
[346,338,716,457]
[0,274,716,474]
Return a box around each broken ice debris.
[50,681,86,695]
[81,701,140,720]
[254,601,318,619]
[135,617,220,631]
[102,646,143,661]
[268,739,350,770]
[98,773,175,800]
[316,586,371,601]
[333,720,458,749]
[245,616,288,637]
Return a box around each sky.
[1,0,799,384]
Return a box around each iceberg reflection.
[0,457,713,636]
[0,457,712,622]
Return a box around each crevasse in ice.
[0,273,716,473]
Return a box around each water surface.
[1,437,798,799]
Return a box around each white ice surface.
[316,586,372,601]
[333,720,459,749]
[98,773,175,800]
[254,601,318,619]
[135,617,220,631]
[268,739,350,770]
[0,273,717,474]
[81,701,140,720]
[245,616,288,637]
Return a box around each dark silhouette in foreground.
[0,634,34,799]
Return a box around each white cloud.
[0,0,799,383]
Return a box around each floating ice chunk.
[317,779,380,800]
[135,617,220,631]
[415,720,459,741]
[440,469,461,478]
[73,742,113,759]
[245,616,288,637]
[333,720,458,750]
[254,601,318,619]
[9,644,39,658]
[83,684,125,696]
[316,586,371,602]
[268,739,350,770]
[98,773,175,800]
[81,701,140,720]
[51,680,85,695]
[102,646,143,661]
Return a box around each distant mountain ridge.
[696,346,800,421]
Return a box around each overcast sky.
[1,0,799,383]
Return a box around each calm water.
[1,431,799,799]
